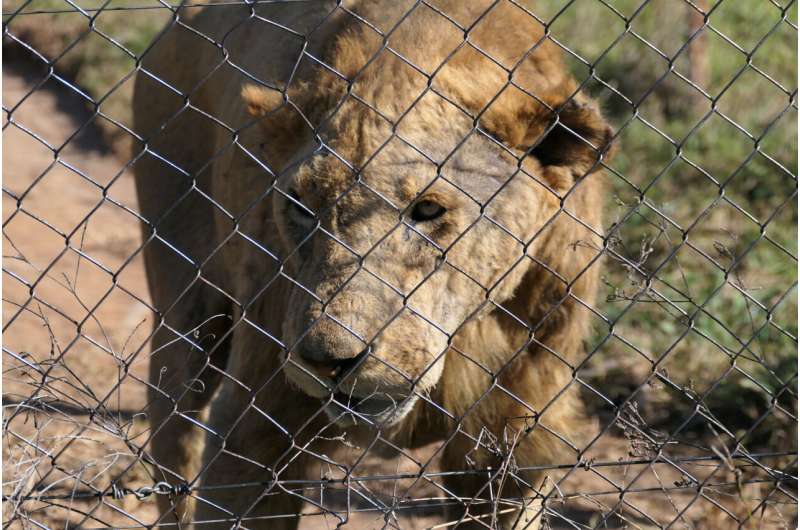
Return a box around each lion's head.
[240,4,612,427]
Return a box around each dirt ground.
[3,60,795,529]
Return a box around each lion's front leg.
[147,298,233,524]
[191,377,338,530]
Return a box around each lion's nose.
[294,314,368,380]
[298,348,369,382]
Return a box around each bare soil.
[3,59,158,529]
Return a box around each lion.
[132,1,613,528]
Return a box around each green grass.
[533,0,797,450]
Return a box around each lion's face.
[239,13,612,425]
[270,92,564,426]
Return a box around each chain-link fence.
[3,1,797,528]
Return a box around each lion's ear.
[527,97,615,174]
[240,83,316,169]
[480,87,614,183]
[241,84,285,118]
[241,79,341,132]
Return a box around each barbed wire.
[2,449,795,504]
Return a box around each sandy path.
[3,61,159,528]
[3,60,153,401]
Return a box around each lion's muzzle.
[297,345,370,385]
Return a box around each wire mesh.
[2,0,797,529]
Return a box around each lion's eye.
[288,190,314,222]
[410,200,446,222]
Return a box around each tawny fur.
[133,1,613,528]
